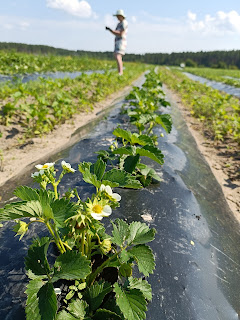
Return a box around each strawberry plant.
[0,160,156,320]
[95,71,172,187]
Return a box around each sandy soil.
[164,85,240,224]
[0,78,239,224]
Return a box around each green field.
[0,62,146,137]
[0,50,115,74]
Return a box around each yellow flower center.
[93,204,103,214]
[43,164,48,168]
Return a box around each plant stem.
[46,221,64,254]
[62,241,72,250]
[87,251,120,286]
[53,183,58,199]
[51,222,66,253]
[87,233,92,259]
[81,229,85,256]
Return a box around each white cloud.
[187,10,240,35]
[46,0,95,18]
[187,11,196,21]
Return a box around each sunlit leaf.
[111,219,129,247]
[127,222,156,245]
[0,200,42,221]
[14,186,39,201]
[93,158,106,180]
[128,277,152,301]
[114,283,147,320]
[128,244,155,277]
[25,278,44,320]
[136,146,164,165]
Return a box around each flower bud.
[61,160,75,173]
[100,239,112,255]
[13,221,28,240]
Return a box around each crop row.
[0,51,116,75]
[0,70,172,320]
[184,67,240,88]
[159,67,240,143]
[0,64,146,140]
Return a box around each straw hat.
[113,9,126,18]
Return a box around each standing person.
[106,9,128,76]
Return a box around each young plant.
[122,71,172,140]
[96,127,165,187]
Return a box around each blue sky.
[0,0,240,53]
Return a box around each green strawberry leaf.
[111,219,129,247]
[25,237,51,276]
[114,283,147,320]
[37,282,57,320]
[52,251,91,282]
[0,200,42,221]
[93,309,122,320]
[136,145,164,165]
[127,222,156,245]
[155,114,172,133]
[123,155,140,173]
[84,280,112,311]
[128,245,155,277]
[93,158,106,180]
[128,277,152,301]
[25,278,44,320]
[14,186,39,201]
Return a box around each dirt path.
[164,85,240,224]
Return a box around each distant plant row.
[183,67,240,88]
[0,64,146,137]
[0,51,116,75]
[1,42,240,69]
[159,67,240,144]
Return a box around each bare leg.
[114,53,123,75]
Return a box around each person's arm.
[110,29,124,36]
[105,27,124,37]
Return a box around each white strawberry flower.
[61,160,75,173]
[35,162,55,170]
[86,198,112,221]
[100,184,121,202]
[31,170,44,178]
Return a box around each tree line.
[0,42,239,69]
